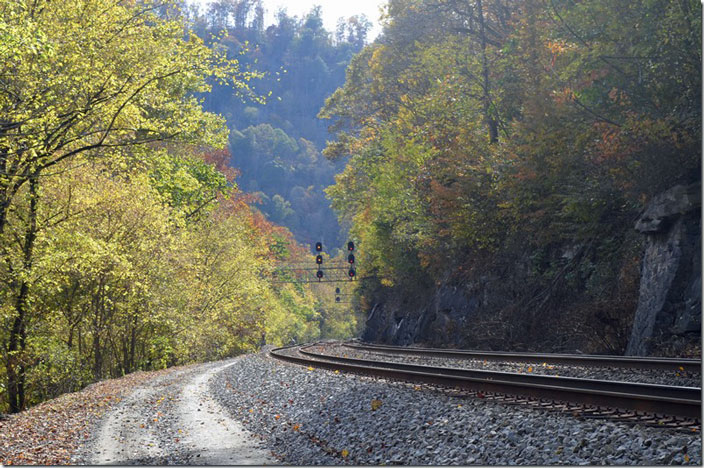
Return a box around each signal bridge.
[272,240,357,284]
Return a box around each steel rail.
[275,266,353,271]
[270,279,358,284]
[269,345,701,420]
[342,342,702,373]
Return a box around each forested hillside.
[323,0,701,354]
[0,0,352,414]
[2,0,700,418]
[182,1,372,248]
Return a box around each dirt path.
[82,359,278,465]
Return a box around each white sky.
[187,0,386,41]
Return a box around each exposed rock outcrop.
[626,183,701,356]
[634,184,700,234]
[362,272,521,349]
[361,184,700,356]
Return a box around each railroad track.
[269,343,701,430]
[343,341,702,373]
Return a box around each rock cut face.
[626,183,701,356]
[634,184,701,234]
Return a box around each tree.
[0,0,258,412]
[1,144,325,411]
[321,0,701,352]
[0,0,258,236]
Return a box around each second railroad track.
[269,342,701,428]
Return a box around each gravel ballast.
[211,351,702,465]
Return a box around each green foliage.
[147,147,232,220]
[0,149,325,412]
[0,0,327,413]
[25,335,91,404]
[0,0,260,229]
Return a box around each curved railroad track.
[343,341,702,373]
[269,342,701,429]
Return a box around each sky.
[187,0,387,40]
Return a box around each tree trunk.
[6,173,39,413]
[0,190,9,238]
[92,281,104,380]
[121,336,129,375]
[64,279,80,349]
[92,323,102,380]
[129,312,138,372]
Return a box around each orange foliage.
[200,148,239,183]
[591,122,634,164]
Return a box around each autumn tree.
[321,0,701,352]
[0,0,258,412]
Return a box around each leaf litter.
[0,367,180,465]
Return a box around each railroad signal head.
[316,270,324,279]
[316,254,323,265]
[335,287,340,294]
[315,242,323,252]
[336,296,340,302]
[348,267,356,278]
[348,253,355,264]
[347,241,355,251]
